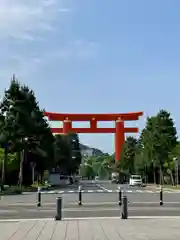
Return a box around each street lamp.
[19,137,28,186]
[30,162,36,184]
[173,157,178,187]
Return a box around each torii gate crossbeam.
[44,112,143,161]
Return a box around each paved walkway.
[0,218,180,239]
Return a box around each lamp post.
[30,162,36,184]
[19,137,28,187]
[72,156,76,183]
[2,142,8,187]
[173,157,178,187]
[152,159,156,185]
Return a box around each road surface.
[0,180,180,219]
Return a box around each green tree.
[140,109,177,184]
[53,134,72,174]
[120,136,138,175]
[0,77,56,185]
[69,133,82,175]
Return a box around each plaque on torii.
[44,112,143,161]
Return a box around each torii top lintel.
[44,111,143,121]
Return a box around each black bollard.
[37,188,41,207]
[55,197,62,221]
[121,196,128,219]
[78,185,82,206]
[118,186,122,206]
[160,186,163,206]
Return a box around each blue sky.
[0,0,180,153]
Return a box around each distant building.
[81,148,94,158]
[80,144,104,165]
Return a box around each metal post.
[37,187,41,207]
[176,164,179,187]
[55,197,62,221]
[160,186,163,206]
[118,186,122,206]
[78,185,82,206]
[175,159,179,187]
[32,166,35,184]
[121,196,128,219]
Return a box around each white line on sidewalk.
[129,216,180,219]
[1,216,180,222]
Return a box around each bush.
[0,182,52,195]
[0,186,23,195]
[30,182,51,190]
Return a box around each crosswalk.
[39,189,180,194]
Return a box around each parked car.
[129,175,142,186]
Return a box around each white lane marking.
[128,201,180,204]
[97,190,103,193]
[0,210,18,213]
[0,201,179,207]
[29,189,180,194]
[0,202,56,206]
[68,202,117,205]
[95,184,109,192]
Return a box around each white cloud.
[58,8,71,12]
[0,0,71,84]
[0,0,68,40]
[0,0,99,91]
[46,40,98,61]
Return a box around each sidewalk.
[0,218,180,239]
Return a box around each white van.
[129,175,142,186]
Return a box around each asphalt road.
[0,180,180,219]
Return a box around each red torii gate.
[44,112,143,161]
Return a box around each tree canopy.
[0,76,180,187]
[0,76,81,186]
[81,109,180,185]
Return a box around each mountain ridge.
[79,143,104,157]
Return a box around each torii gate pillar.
[115,119,125,161]
[63,120,72,134]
